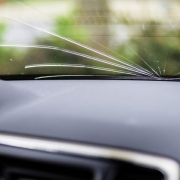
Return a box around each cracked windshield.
[0,0,180,79]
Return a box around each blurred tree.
[116,23,180,76]
[78,0,109,46]
[0,22,5,42]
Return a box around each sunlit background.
[0,0,180,78]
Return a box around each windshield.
[0,0,180,80]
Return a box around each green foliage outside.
[116,25,180,76]
[0,1,180,77]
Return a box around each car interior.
[0,0,180,180]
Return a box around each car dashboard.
[0,79,179,180]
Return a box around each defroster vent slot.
[0,155,93,180]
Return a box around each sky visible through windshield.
[0,0,180,79]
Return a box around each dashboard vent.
[0,155,93,180]
[113,162,164,180]
[0,151,164,180]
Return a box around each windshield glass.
[0,0,180,80]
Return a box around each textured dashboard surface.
[0,80,180,162]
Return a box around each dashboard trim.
[0,133,179,180]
